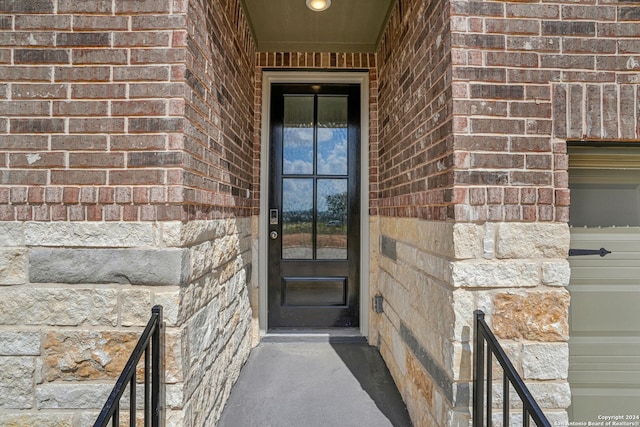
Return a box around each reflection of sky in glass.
[283,179,312,213]
[283,128,313,174]
[283,127,347,176]
[318,128,347,175]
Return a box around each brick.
[115,0,171,14]
[598,23,640,37]
[14,49,69,64]
[619,7,640,21]
[68,153,125,169]
[58,0,112,13]
[507,36,560,53]
[54,66,111,82]
[0,16,12,30]
[543,21,595,36]
[26,187,44,204]
[11,83,67,100]
[51,135,107,151]
[507,69,560,84]
[9,152,65,169]
[130,48,186,64]
[455,171,509,185]
[0,64,45,81]
[52,100,109,116]
[470,84,524,100]
[486,52,538,68]
[541,54,594,70]
[0,135,49,151]
[511,171,552,186]
[113,32,171,47]
[10,187,28,203]
[68,118,125,134]
[15,15,71,30]
[453,100,508,116]
[128,152,184,167]
[0,0,54,13]
[452,0,504,16]
[62,187,80,204]
[72,16,128,31]
[131,15,187,30]
[111,100,167,116]
[0,101,50,116]
[596,56,640,71]
[619,40,640,54]
[485,19,540,35]
[511,137,551,152]
[509,102,551,119]
[471,118,525,134]
[0,49,10,64]
[525,154,552,170]
[110,135,167,151]
[452,33,505,49]
[129,82,187,98]
[109,170,165,185]
[470,153,524,169]
[129,118,184,133]
[0,31,54,47]
[50,170,107,185]
[507,4,559,19]
[452,67,505,82]
[0,170,47,185]
[563,38,617,54]
[72,49,128,65]
[55,33,110,47]
[71,84,126,99]
[10,119,65,134]
[562,5,615,21]
[113,66,171,82]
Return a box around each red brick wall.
[184,0,255,220]
[451,0,640,223]
[0,0,255,221]
[254,52,379,216]
[376,0,454,221]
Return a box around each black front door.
[268,83,361,328]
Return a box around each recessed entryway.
[259,72,370,334]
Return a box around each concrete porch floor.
[218,334,413,427]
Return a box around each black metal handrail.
[473,310,551,427]
[94,305,165,427]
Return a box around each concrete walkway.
[218,334,412,427]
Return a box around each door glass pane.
[282,178,313,259]
[317,179,347,259]
[283,96,314,175]
[317,96,348,175]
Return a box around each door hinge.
[568,248,612,257]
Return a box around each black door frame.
[258,71,370,334]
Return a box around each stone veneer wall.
[0,0,256,426]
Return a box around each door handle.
[270,231,278,240]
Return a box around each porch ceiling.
[241,0,394,53]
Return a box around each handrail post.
[473,310,485,427]
[151,305,165,427]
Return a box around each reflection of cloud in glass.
[284,128,313,174]
[318,128,347,175]
[283,179,313,212]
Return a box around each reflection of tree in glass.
[325,191,347,225]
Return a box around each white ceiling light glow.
[306,0,331,12]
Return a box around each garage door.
[568,147,640,421]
